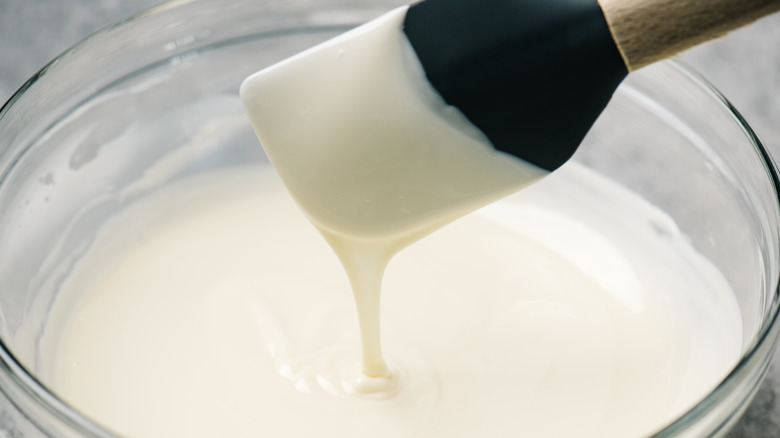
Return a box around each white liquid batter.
[240,6,545,384]
[42,165,740,438]
[40,6,742,438]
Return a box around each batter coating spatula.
[244,0,780,173]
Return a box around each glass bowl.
[0,0,778,436]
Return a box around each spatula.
[244,0,780,174]
[403,0,780,171]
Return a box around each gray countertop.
[1,1,779,436]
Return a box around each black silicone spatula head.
[402,0,780,171]
[402,0,628,172]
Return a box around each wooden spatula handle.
[597,0,780,71]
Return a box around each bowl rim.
[642,61,780,437]
[0,1,779,437]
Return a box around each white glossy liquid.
[42,165,740,438]
[240,6,545,384]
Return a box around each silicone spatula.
[403,0,780,171]
[245,0,780,173]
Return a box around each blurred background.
[1,1,779,436]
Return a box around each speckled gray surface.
[1,1,779,436]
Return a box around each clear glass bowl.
[0,0,778,436]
